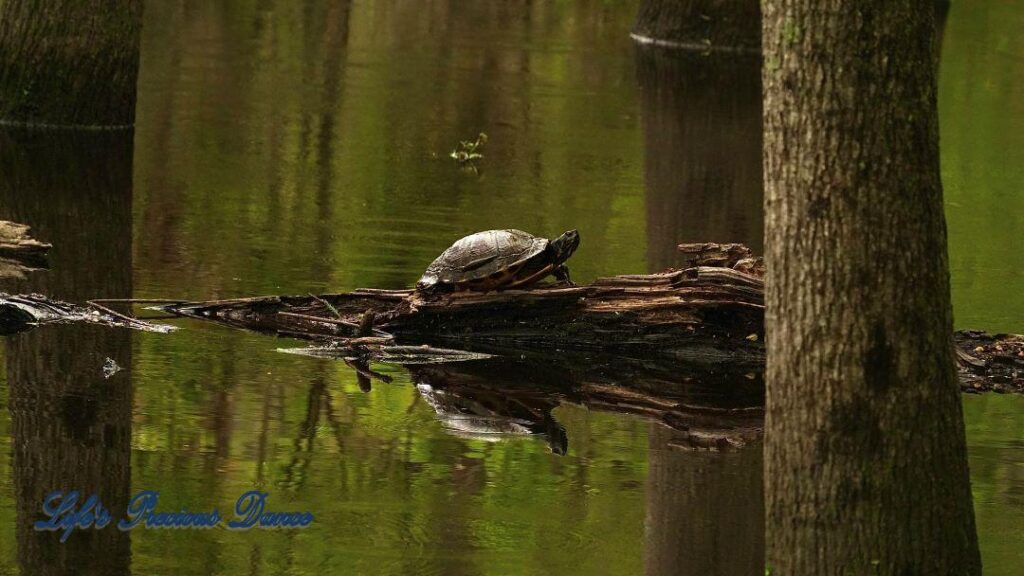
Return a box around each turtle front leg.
[554,264,575,287]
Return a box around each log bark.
[0,220,50,279]
[0,0,143,127]
[159,264,767,365]
[762,0,980,573]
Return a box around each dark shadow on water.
[637,45,766,575]
[0,130,134,575]
[637,46,764,272]
[645,427,764,576]
[400,355,766,574]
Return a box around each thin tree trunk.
[762,1,980,574]
[0,0,143,127]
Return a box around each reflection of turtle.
[416,229,580,293]
[416,383,568,455]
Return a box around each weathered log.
[149,242,1023,393]
[0,293,173,335]
[0,220,50,279]
[160,266,767,365]
[955,331,1024,394]
[2,242,1018,393]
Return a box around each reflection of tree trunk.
[644,426,763,576]
[762,0,980,573]
[309,0,352,286]
[0,0,143,126]
[0,131,133,575]
[637,46,763,271]
[632,0,761,53]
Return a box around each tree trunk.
[0,0,143,127]
[762,1,980,574]
[631,0,761,53]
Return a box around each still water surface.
[0,0,1022,574]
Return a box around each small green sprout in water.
[450,132,488,163]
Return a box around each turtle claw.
[554,264,574,287]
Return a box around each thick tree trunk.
[762,1,980,574]
[0,0,143,127]
[631,0,761,53]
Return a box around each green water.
[0,0,1021,574]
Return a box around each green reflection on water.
[131,0,650,574]
[0,0,1023,574]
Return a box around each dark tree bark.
[0,0,143,127]
[631,0,761,53]
[762,1,981,574]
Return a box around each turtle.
[416,229,580,293]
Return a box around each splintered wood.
[0,220,51,280]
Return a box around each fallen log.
[159,266,767,365]
[151,242,1023,393]
[0,221,51,279]
[2,242,1018,393]
[672,243,1024,393]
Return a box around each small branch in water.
[279,310,362,331]
[308,293,342,319]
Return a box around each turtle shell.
[418,229,548,290]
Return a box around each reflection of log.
[406,353,764,451]
[0,220,50,279]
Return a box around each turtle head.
[416,275,438,293]
[550,229,580,262]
